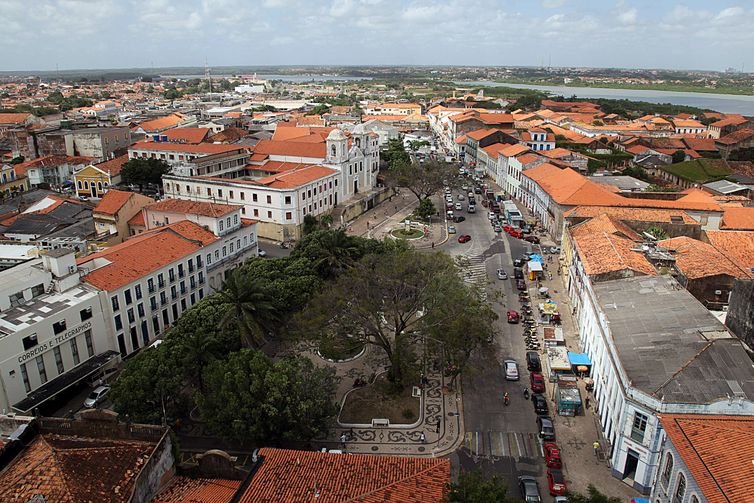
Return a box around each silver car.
[504,359,519,381]
[447,225,457,234]
[84,385,111,408]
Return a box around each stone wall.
[726,279,754,347]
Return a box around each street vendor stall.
[546,346,571,380]
[527,260,543,280]
[555,375,582,416]
[542,326,564,347]
[568,352,593,377]
[538,300,561,324]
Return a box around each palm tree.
[311,229,361,278]
[217,269,278,349]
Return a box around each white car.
[447,225,457,234]
[258,249,267,258]
[468,205,476,213]
[84,385,111,408]
[504,360,519,381]
[454,202,462,211]
[497,269,508,280]
[488,211,496,220]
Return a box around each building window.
[240,192,245,200]
[198,271,204,284]
[229,190,234,199]
[206,253,212,265]
[215,250,219,260]
[178,264,185,278]
[53,346,64,374]
[114,314,123,331]
[111,296,120,311]
[70,338,80,365]
[171,285,177,300]
[137,303,145,317]
[229,242,234,253]
[52,320,67,335]
[234,214,238,225]
[631,412,648,443]
[267,211,272,219]
[80,307,93,321]
[253,209,259,217]
[22,334,38,350]
[124,289,132,305]
[661,453,673,486]
[222,246,227,257]
[218,189,223,198]
[84,330,94,357]
[150,296,157,310]
[284,195,291,204]
[135,285,142,299]
[219,220,224,231]
[286,211,292,220]
[252,193,258,202]
[36,355,47,384]
[20,363,31,392]
[199,288,204,299]
[169,268,175,282]
[148,278,155,293]
[673,474,686,503]
[153,316,160,334]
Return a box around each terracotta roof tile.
[79,220,217,290]
[128,211,145,227]
[0,112,33,124]
[658,236,752,279]
[524,165,625,206]
[659,414,754,503]
[136,113,187,133]
[14,155,93,176]
[0,434,156,503]
[253,165,338,189]
[253,140,326,159]
[705,230,754,270]
[158,127,211,144]
[153,477,241,503]
[146,199,240,218]
[236,448,449,502]
[716,128,754,145]
[95,154,130,176]
[130,141,244,155]
[93,189,136,215]
[564,206,696,224]
[721,207,754,230]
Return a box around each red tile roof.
[659,414,754,503]
[253,140,327,159]
[705,230,754,270]
[158,127,212,144]
[146,198,240,217]
[254,165,338,189]
[128,211,145,227]
[0,434,156,503]
[0,112,32,125]
[249,160,314,174]
[154,477,241,503]
[136,113,186,133]
[716,128,754,145]
[236,448,449,502]
[721,207,754,230]
[14,155,93,176]
[130,141,244,155]
[95,154,130,176]
[658,236,753,279]
[79,220,217,290]
[93,189,136,215]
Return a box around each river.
[456,81,754,115]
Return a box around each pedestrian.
[340,433,347,449]
[585,397,591,409]
[431,241,435,248]
[593,440,600,456]
[435,422,440,434]
[420,432,426,443]
[349,427,354,439]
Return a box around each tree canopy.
[197,349,338,444]
[120,158,171,191]
[385,157,459,203]
[217,268,279,349]
[445,470,514,503]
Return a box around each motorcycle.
[523,388,530,400]
[503,393,510,406]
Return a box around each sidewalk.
[346,191,449,249]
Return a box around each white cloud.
[618,7,637,24]
[542,0,566,8]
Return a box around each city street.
[438,187,548,494]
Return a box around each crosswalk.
[457,254,488,301]
[465,430,543,461]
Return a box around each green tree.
[297,248,484,387]
[568,484,623,503]
[197,350,338,444]
[291,229,363,279]
[644,225,669,240]
[646,183,679,192]
[414,197,436,221]
[671,150,686,163]
[620,166,650,182]
[109,342,189,424]
[120,158,171,191]
[217,268,279,349]
[445,470,514,503]
[385,158,459,204]
[307,104,331,116]
[237,256,321,315]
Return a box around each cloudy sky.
[2,0,753,72]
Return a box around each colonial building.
[92,190,154,244]
[73,155,129,199]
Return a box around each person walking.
[420,432,426,443]
[593,440,600,457]
[435,422,440,434]
[340,433,347,450]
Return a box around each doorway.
[90,185,98,198]
[353,180,358,194]
[622,449,640,482]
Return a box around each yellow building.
[0,163,30,196]
[72,154,127,199]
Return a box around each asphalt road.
[439,189,549,497]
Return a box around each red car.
[524,235,540,244]
[543,442,562,469]
[509,229,524,239]
[547,468,567,496]
[506,310,520,324]
[457,234,471,243]
[530,372,546,393]
[502,225,514,233]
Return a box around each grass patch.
[390,227,423,239]
[339,374,420,425]
[319,337,365,361]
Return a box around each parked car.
[454,216,465,223]
[543,442,563,469]
[513,258,524,267]
[524,235,540,244]
[446,202,454,210]
[513,267,524,279]
[526,351,542,371]
[454,202,462,211]
[502,225,514,233]
[457,194,465,201]
[518,476,542,503]
[532,393,549,415]
[497,268,507,280]
[488,211,496,220]
[504,359,519,381]
[468,204,476,213]
[537,416,556,440]
[474,187,482,194]
[447,225,457,234]
[516,279,527,291]
[257,249,267,258]
[530,372,545,393]
[509,229,524,239]
[507,310,520,324]
[84,385,111,408]
[446,210,454,219]
[494,225,503,233]
[549,246,561,254]
[457,234,471,243]
[547,468,567,496]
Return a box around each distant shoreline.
[492,80,754,97]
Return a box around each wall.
[726,279,754,347]
[130,431,176,503]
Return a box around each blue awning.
[568,352,592,366]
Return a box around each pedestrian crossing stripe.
[465,431,542,460]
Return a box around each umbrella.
[538,287,549,294]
